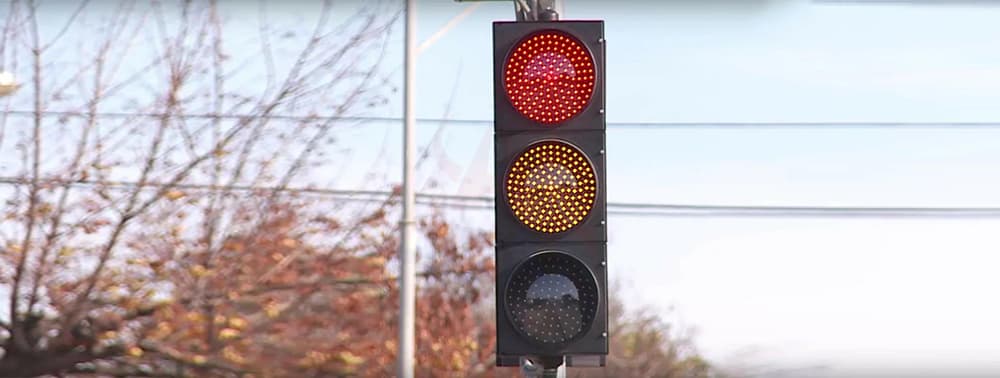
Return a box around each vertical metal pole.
[525,356,566,378]
[399,0,417,376]
[552,0,564,18]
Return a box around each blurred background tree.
[570,282,713,378]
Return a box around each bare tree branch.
[0,2,496,377]
[39,0,91,52]
[9,0,45,354]
[26,0,129,327]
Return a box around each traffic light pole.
[516,0,560,21]
[520,356,565,378]
[537,356,565,378]
[454,0,562,22]
[399,0,417,377]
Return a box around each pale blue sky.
[13,0,1000,375]
[392,1,1000,375]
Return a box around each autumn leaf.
[165,190,186,201]
[191,264,211,277]
[219,328,240,340]
[127,346,144,358]
[228,317,247,330]
[338,351,364,366]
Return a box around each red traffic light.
[503,31,596,125]
[494,21,608,362]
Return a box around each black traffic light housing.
[493,20,608,366]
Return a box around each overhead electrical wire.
[2,177,1000,219]
[4,111,999,218]
[3,110,1000,129]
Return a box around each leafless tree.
[0,0,417,376]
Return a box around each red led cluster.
[504,31,595,125]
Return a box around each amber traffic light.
[493,20,607,367]
[505,140,598,234]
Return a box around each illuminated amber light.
[504,31,596,125]
[506,140,597,233]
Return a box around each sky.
[13,0,1000,376]
[390,1,1000,376]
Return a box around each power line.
[4,177,1000,218]
[4,109,1000,129]
[604,204,1000,218]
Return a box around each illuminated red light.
[504,31,596,125]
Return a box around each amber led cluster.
[504,31,595,125]
[505,141,597,233]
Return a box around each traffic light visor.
[505,251,599,345]
[503,30,595,125]
[505,140,597,234]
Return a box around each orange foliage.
[126,199,497,377]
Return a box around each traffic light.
[493,20,607,367]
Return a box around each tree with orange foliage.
[568,283,712,378]
[90,197,495,377]
[0,1,497,376]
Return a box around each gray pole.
[399,0,417,376]
[541,368,561,378]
